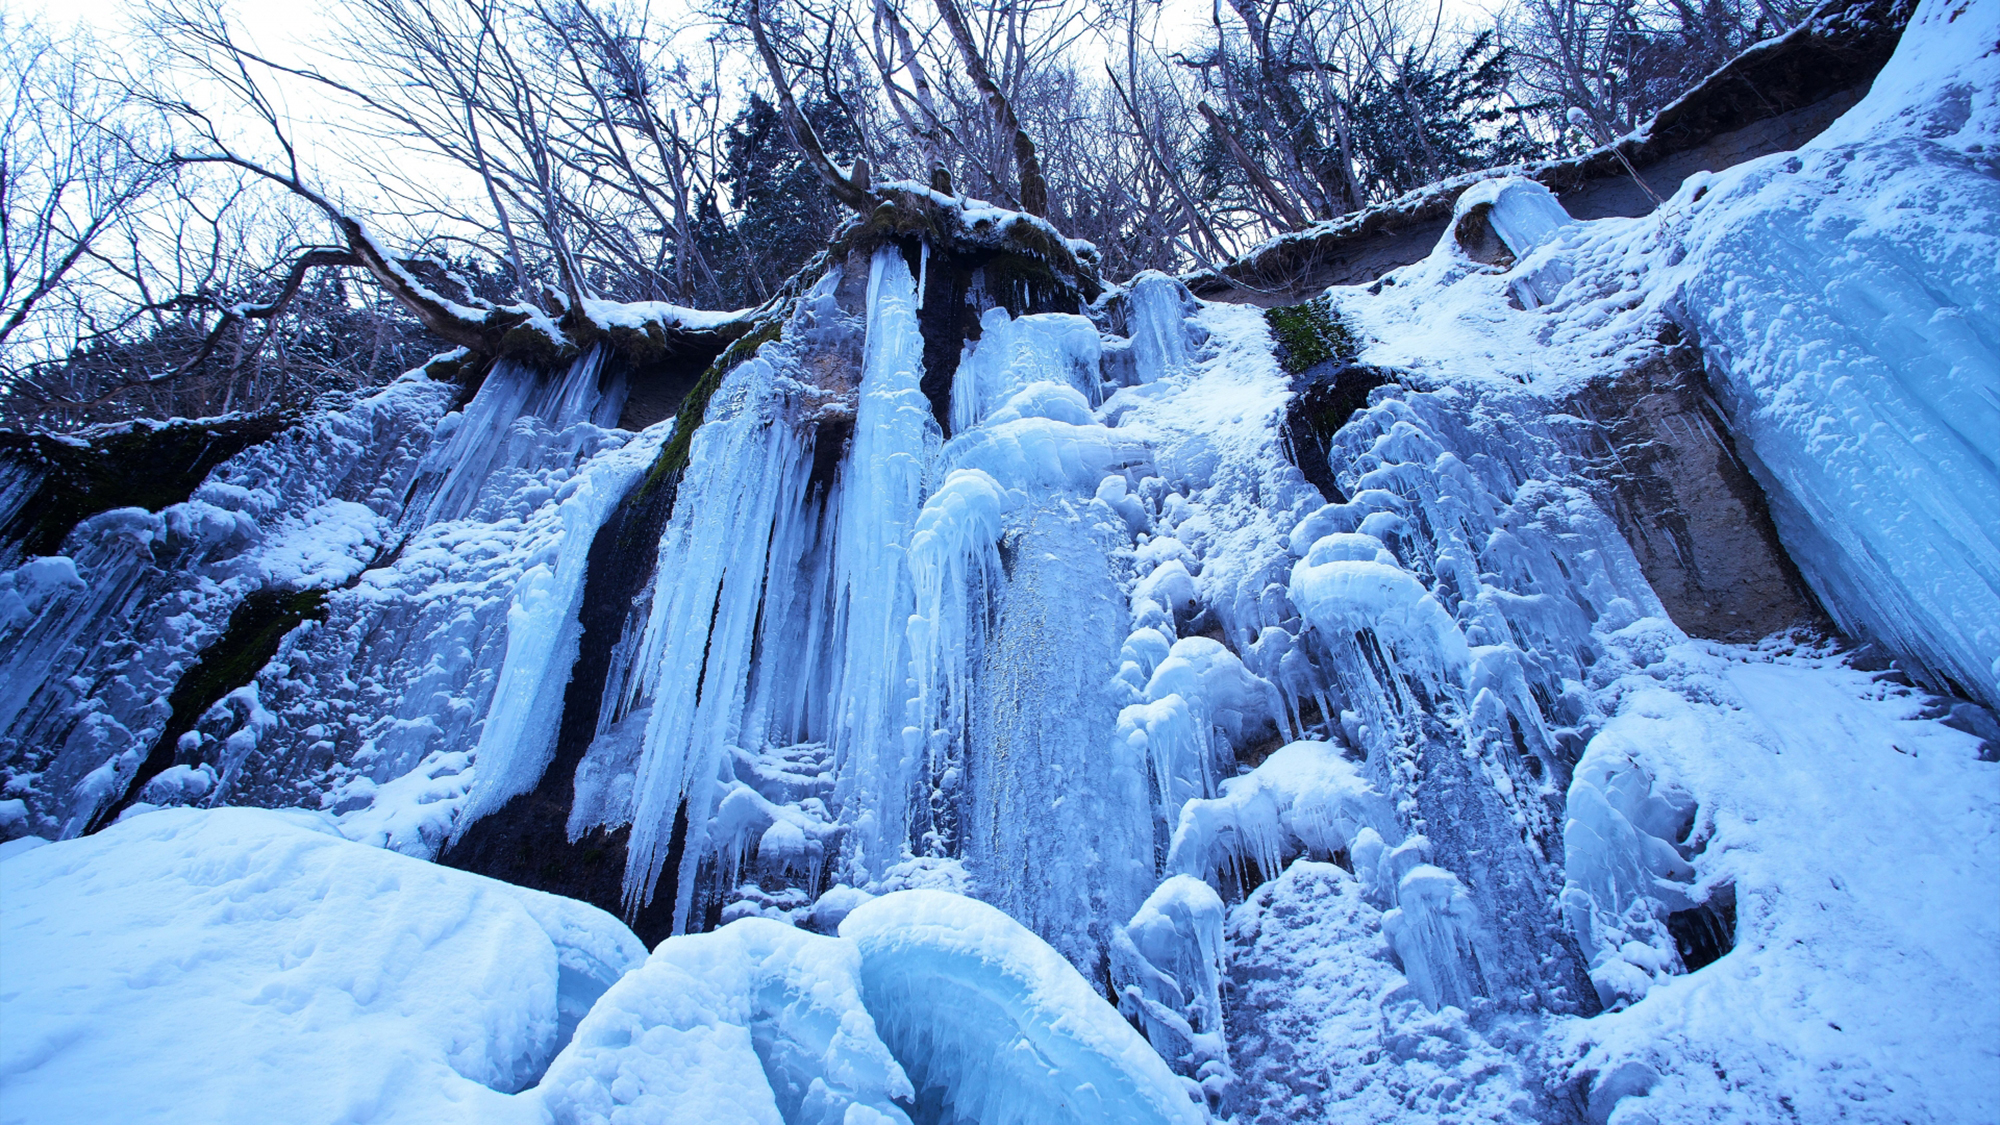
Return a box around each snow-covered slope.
[2,0,1996,1121]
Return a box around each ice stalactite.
[903,467,1011,858]
[1110,875,1231,1093]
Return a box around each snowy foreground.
[3,1,1998,1122]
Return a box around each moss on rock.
[1266,297,1361,375]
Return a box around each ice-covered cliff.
[3,1,1996,1122]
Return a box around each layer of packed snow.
[0,807,644,1124]
[1556,637,1998,1123]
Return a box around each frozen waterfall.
[3,4,1998,1121]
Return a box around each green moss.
[418,349,482,385]
[1265,297,1360,375]
[165,588,330,729]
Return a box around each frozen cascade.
[619,350,816,923]
[0,378,457,838]
[961,497,1150,969]
[1125,271,1201,383]
[947,306,1102,433]
[0,342,645,848]
[208,354,642,854]
[904,282,1154,969]
[7,12,2000,1117]
[827,248,937,880]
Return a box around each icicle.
[620,356,812,926]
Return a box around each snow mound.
[0,806,644,1124]
[537,918,913,1125]
[838,890,1208,1125]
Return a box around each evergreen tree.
[702,94,865,306]
[1347,32,1545,200]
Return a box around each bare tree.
[0,17,168,360]
[1503,0,1809,140]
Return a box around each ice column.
[1125,272,1199,383]
[828,248,938,880]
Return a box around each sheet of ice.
[1124,272,1201,383]
[838,890,1207,1125]
[411,350,627,527]
[1462,177,1576,259]
[0,806,643,1125]
[1665,4,2000,710]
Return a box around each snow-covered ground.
[3,0,1998,1121]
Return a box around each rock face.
[1565,329,1829,643]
